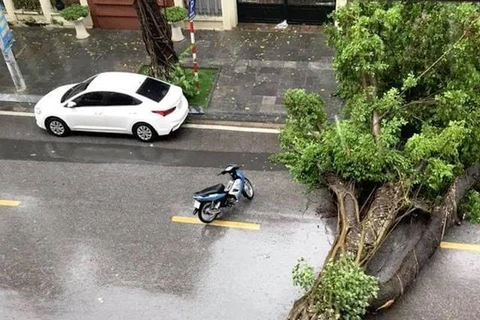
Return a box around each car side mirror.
[65,101,77,108]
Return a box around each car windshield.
[136,77,170,102]
[61,76,97,103]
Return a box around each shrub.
[164,6,187,23]
[60,4,89,21]
[461,190,480,224]
[166,64,199,98]
[315,255,379,320]
[292,258,315,293]
[141,49,199,98]
[160,48,199,98]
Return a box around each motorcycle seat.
[195,184,225,197]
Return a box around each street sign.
[0,5,25,91]
[0,6,14,53]
[188,0,196,21]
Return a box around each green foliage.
[461,190,480,224]
[284,89,326,130]
[164,6,187,23]
[273,89,325,186]
[314,255,379,320]
[292,258,315,293]
[13,0,41,11]
[139,50,206,100]
[160,48,199,98]
[60,4,89,21]
[167,64,199,98]
[275,1,480,200]
[405,121,469,191]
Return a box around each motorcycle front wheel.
[242,178,254,200]
[198,202,220,223]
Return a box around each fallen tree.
[275,2,480,319]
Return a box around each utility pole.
[1,6,26,92]
[187,0,199,89]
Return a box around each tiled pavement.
[0,25,342,123]
[179,27,341,122]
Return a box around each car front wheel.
[45,117,70,137]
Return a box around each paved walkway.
[0,25,341,123]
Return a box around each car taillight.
[152,107,176,117]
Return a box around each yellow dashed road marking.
[172,216,260,230]
[0,200,21,207]
[440,241,480,252]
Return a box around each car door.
[65,92,107,131]
[101,92,143,132]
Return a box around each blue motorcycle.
[193,164,254,223]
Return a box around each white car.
[34,72,189,142]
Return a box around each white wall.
[221,0,237,30]
[3,0,17,21]
[3,0,93,28]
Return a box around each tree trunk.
[134,0,178,79]
[287,163,480,319]
[370,163,480,310]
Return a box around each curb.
[187,118,285,129]
[0,94,287,125]
[0,103,286,129]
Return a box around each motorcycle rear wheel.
[198,202,220,223]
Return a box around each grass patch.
[138,65,218,109]
[187,68,218,108]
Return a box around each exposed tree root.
[370,163,480,310]
[287,163,480,320]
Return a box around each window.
[104,92,142,106]
[136,78,170,102]
[61,76,97,103]
[74,92,106,107]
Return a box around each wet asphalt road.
[1,114,480,320]
[0,115,333,320]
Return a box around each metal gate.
[237,0,335,25]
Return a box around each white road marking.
[0,111,281,134]
[183,123,280,134]
[0,111,35,117]
[0,94,42,103]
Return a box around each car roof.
[88,72,149,94]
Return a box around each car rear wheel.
[133,123,157,142]
[45,117,70,137]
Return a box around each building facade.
[1,0,346,30]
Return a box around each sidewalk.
[0,25,341,123]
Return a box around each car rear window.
[136,78,170,102]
